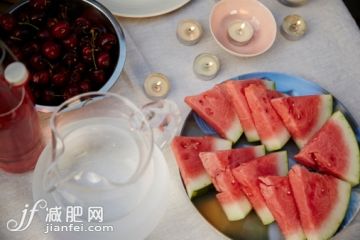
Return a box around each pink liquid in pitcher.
[0,75,44,173]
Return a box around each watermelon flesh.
[295,111,360,186]
[199,146,265,220]
[223,79,275,142]
[171,136,232,198]
[289,165,351,240]
[185,85,243,142]
[232,151,289,225]
[259,176,306,240]
[271,95,333,149]
[244,84,291,151]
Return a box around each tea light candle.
[278,0,308,7]
[281,15,307,41]
[193,53,220,81]
[227,20,254,46]
[176,19,203,46]
[144,73,171,99]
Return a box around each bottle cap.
[4,62,29,86]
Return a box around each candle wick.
[152,81,162,92]
[289,23,299,32]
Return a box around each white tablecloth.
[1,0,360,239]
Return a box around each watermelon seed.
[321,188,325,193]
[296,114,302,120]
[310,152,318,162]
[287,190,291,195]
[205,107,214,115]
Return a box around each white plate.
[98,0,191,18]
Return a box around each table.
[1,0,360,239]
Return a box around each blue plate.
[185,72,360,237]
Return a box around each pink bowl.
[210,0,277,57]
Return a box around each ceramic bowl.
[210,0,277,57]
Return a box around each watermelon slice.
[199,145,266,175]
[171,136,232,198]
[223,79,275,142]
[271,95,333,148]
[259,176,306,240]
[295,111,360,185]
[244,84,291,151]
[199,146,265,220]
[289,165,351,240]
[185,85,243,142]
[232,151,288,225]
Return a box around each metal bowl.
[8,0,126,112]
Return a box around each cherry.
[30,0,52,11]
[23,42,40,56]
[11,27,31,41]
[74,17,90,34]
[10,47,24,61]
[42,89,55,105]
[63,34,78,49]
[30,55,47,70]
[79,35,91,48]
[38,29,50,41]
[52,72,68,87]
[97,52,110,69]
[79,80,92,93]
[81,46,93,63]
[0,13,15,32]
[32,71,50,85]
[29,12,45,26]
[73,62,86,73]
[47,18,58,29]
[63,52,79,67]
[51,21,70,39]
[89,69,106,87]
[64,84,80,100]
[98,33,117,51]
[42,41,61,60]
[70,71,82,83]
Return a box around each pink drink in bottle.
[0,62,44,173]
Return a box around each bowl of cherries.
[0,0,126,112]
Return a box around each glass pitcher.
[43,92,154,221]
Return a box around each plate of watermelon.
[171,72,360,240]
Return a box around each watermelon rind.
[216,192,252,221]
[214,138,233,150]
[263,80,276,90]
[306,179,351,240]
[262,129,291,152]
[225,117,243,143]
[330,111,360,186]
[187,175,213,199]
[286,231,307,240]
